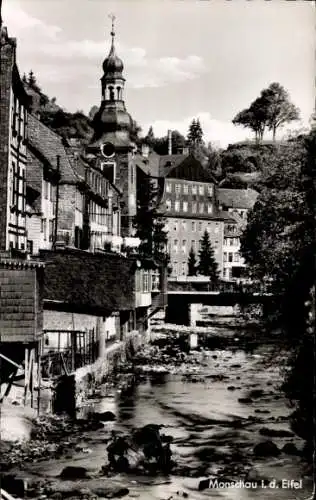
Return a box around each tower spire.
[108,13,116,51]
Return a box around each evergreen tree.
[22,73,27,84]
[187,118,204,148]
[197,230,219,282]
[145,126,155,147]
[133,176,169,266]
[27,70,41,91]
[188,247,197,276]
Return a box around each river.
[8,338,314,500]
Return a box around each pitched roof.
[27,114,79,184]
[159,154,187,176]
[217,188,259,210]
[134,152,161,177]
[40,249,136,314]
[135,152,216,183]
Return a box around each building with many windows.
[135,150,230,278]
[25,113,122,254]
[0,23,30,252]
[218,188,258,280]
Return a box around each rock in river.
[259,427,294,438]
[238,397,253,404]
[91,411,116,422]
[60,466,90,479]
[253,440,280,457]
[282,442,300,455]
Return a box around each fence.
[41,329,99,378]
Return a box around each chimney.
[141,143,149,158]
[168,130,172,155]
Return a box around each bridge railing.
[167,280,272,294]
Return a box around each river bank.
[0,327,313,500]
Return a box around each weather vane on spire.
[108,13,116,42]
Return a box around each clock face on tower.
[101,142,115,158]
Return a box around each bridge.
[165,280,274,326]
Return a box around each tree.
[144,126,155,148]
[261,83,300,140]
[232,98,268,143]
[187,118,204,149]
[150,130,186,155]
[27,70,41,92]
[240,132,316,460]
[89,105,99,121]
[197,230,219,282]
[133,175,169,266]
[232,83,300,142]
[188,247,198,276]
[130,120,142,146]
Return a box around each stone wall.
[73,330,146,410]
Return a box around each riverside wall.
[53,330,149,415]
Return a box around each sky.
[2,0,315,147]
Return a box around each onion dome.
[102,17,124,77]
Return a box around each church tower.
[87,16,137,237]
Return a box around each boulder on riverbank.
[105,424,174,475]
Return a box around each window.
[224,252,228,263]
[207,204,213,214]
[181,263,186,275]
[174,201,180,211]
[181,221,187,231]
[49,219,54,242]
[142,272,150,293]
[214,240,219,247]
[199,203,204,213]
[192,185,197,195]
[173,262,178,275]
[109,86,115,101]
[52,186,56,213]
[183,201,188,212]
[199,185,204,195]
[198,222,203,231]
[224,238,228,246]
[191,240,196,251]
[175,184,181,195]
[44,180,48,200]
[192,221,196,232]
[208,185,213,196]
[166,182,172,193]
[173,220,178,231]
[42,219,47,241]
[173,239,178,252]
[183,184,189,194]
[130,164,135,185]
[228,252,233,262]
[229,239,234,246]
[234,253,240,262]
[192,202,197,213]
[182,240,187,253]
[166,199,171,210]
